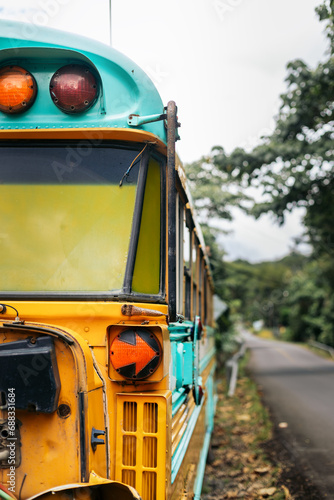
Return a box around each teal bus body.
[0,20,165,140]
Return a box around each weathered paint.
[0,20,166,143]
[0,20,216,500]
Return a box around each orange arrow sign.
[111,332,157,376]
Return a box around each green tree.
[186,1,334,345]
[222,254,306,327]
[186,157,248,222]
[188,1,334,252]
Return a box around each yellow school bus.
[0,20,216,500]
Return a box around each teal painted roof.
[0,20,166,142]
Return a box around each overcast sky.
[0,0,329,261]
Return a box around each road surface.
[242,329,334,498]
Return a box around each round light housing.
[50,64,99,114]
[0,65,37,114]
[110,329,162,380]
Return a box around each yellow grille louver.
[116,392,171,500]
[123,401,137,431]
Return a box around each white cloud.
[218,207,309,263]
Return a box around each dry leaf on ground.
[254,466,271,475]
[226,491,239,498]
[236,414,251,421]
[281,484,292,499]
[258,486,277,497]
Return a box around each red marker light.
[0,66,37,114]
[50,64,98,114]
[110,329,162,380]
[196,317,203,340]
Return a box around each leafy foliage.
[188,1,334,241]
[222,253,307,327]
[187,1,334,346]
[186,157,248,222]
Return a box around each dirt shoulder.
[201,362,324,499]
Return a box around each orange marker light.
[0,66,37,114]
[110,329,162,380]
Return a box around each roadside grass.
[202,352,288,499]
[255,328,334,361]
[304,344,334,361]
[255,329,276,340]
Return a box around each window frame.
[0,140,166,303]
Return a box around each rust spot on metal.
[121,305,168,324]
[57,404,71,419]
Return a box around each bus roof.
[0,20,166,142]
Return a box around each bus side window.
[198,252,203,318]
[191,233,197,318]
[203,267,209,326]
[176,193,184,316]
[207,276,213,326]
[183,211,192,320]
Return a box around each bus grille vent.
[122,469,136,488]
[144,402,158,433]
[116,394,169,500]
[124,401,137,431]
[143,437,157,467]
[142,471,157,500]
[123,435,136,466]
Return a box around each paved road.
[242,330,334,498]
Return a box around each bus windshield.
[0,143,142,294]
